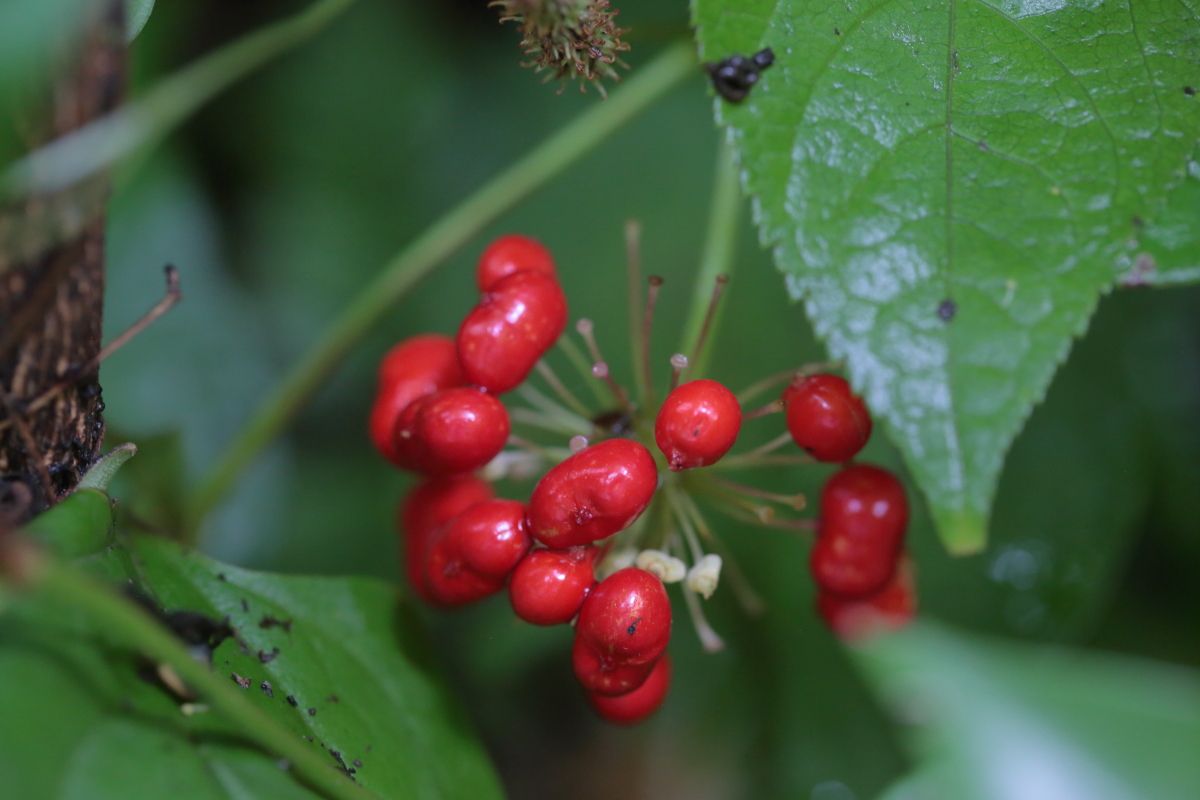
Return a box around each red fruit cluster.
[374,233,918,727]
[369,236,567,474]
[377,236,674,725]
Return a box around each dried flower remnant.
[492,0,630,96]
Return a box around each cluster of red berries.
[786,377,914,638]
[369,234,915,725]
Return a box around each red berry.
[575,567,671,663]
[424,548,502,606]
[587,656,671,725]
[444,499,533,578]
[528,439,658,547]
[425,499,532,606]
[399,475,493,603]
[810,464,908,597]
[509,546,598,625]
[571,636,657,695]
[818,557,916,640]
[654,379,741,470]
[369,335,463,465]
[457,271,567,394]
[476,234,556,292]
[783,374,872,462]
[394,387,510,474]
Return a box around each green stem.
[26,558,378,800]
[4,0,356,196]
[679,140,741,378]
[185,41,697,535]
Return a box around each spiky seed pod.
[491,0,630,97]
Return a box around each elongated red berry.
[783,374,872,462]
[399,475,493,602]
[587,656,671,725]
[654,379,741,470]
[817,557,916,640]
[457,271,567,394]
[810,464,907,598]
[528,439,658,547]
[369,335,463,465]
[394,387,510,474]
[425,499,532,606]
[477,234,557,292]
[575,567,671,663]
[509,546,598,625]
[572,636,657,695]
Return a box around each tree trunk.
[0,2,125,519]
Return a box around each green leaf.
[126,0,155,42]
[126,537,503,799]
[1128,145,1200,286]
[692,0,1200,552]
[2,493,502,799]
[0,642,322,800]
[23,488,114,559]
[854,622,1200,799]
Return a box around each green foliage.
[2,489,502,800]
[857,622,1200,799]
[692,0,1200,552]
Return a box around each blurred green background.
[45,0,1200,796]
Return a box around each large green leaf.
[692,0,1200,552]
[853,622,1200,799]
[2,490,503,799]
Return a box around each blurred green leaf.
[23,488,113,560]
[126,0,155,42]
[0,638,321,800]
[856,622,1200,800]
[692,0,1200,553]
[0,0,87,165]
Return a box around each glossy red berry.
[509,546,598,625]
[571,636,657,695]
[425,499,532,606]
[575,567,671,663]
[476,234,557,292]
[528,439,658,547]
[399,475,494,603]
[394,387,510,474]
[783,374,872,462]
[587,656,671,725]
[457,271,568,394]
[810,464,908,598]
[817,557,916,640]
[654,379,742,470]
[369,335,463,465]
[445,499,532,577]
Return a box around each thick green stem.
[679,141,741,378]
[185,41,697,535]
[3,0,356,195]
[23,557,378,800]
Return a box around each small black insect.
[706,47,775,103]
[937,299,957,322]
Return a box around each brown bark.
[0,2,125,516]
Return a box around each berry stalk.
[678,141,741,378]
